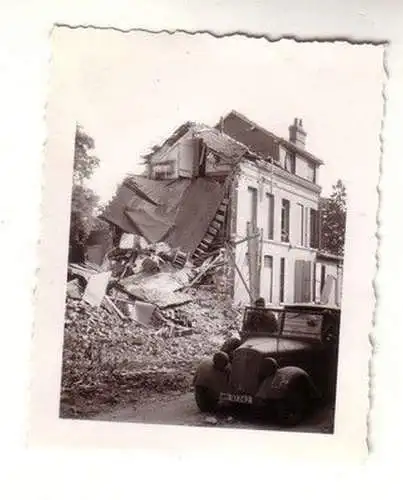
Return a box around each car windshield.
[242,307,280,338]
[281,310,324,340]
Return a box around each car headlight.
[259,357,278,378]
[213,351,230,371]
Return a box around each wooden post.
[257,228,263,298]
[225,242,253,302]
[247,222,256,303]
[246,222,261,304]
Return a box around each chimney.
[289,118,307,149]
[219,116,224,133]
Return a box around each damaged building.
[100,110,343,307]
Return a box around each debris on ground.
[204,416,218,425]
[61,238,242,418]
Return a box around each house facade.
[219,111,325,306]
[232,157,322,306]
[104,110,343,308]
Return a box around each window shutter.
[310,209,319,248]
[302,260,312,303]
[294,260,304,302]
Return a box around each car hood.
[240,336,312,355]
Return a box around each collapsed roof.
[101,175,228,255]
[191,125,247,163]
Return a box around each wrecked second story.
[147,111,321,183]
[102,110,342,306]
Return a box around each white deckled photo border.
[28,26,384,463]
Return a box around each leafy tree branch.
[320,179,347,256]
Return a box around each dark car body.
[193,303,341,426]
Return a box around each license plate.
[220,393,253,404]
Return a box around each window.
[247,186,258,231]
[264,255,272,266]
[285,151,296,174]
[310,208,319,248]
[280,258,286,303]
[263,255,273,303]
[153,162,174,180]
[281,199,290,242]
[298,203,304,246]
[266,193,274,239]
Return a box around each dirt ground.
[87,390,335,434]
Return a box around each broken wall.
[314,259,343,306]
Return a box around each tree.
[68,125,101,263]
[73,124,100,184]
[320,179,347,256]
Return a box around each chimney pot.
[289,117,307,149]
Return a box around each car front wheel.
[274,381,310,427]
[195,386,219,413]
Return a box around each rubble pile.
[180,287,242,339]
[60,236,241,418]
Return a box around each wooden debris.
[82,271,112,307]
[103,295,127,320]
[66,279,83,300]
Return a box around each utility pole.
[247,222,261,304]
[257,228,263,298]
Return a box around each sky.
[55,29,385,203]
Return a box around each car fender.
[193,358,230,394]
[257,366,320,401]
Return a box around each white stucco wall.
[233,160,320,306]
[150,129,196,178]
[296,156,316,183]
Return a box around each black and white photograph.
[29,27,383,454]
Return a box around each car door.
[317,312,340,401]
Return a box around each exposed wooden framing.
[181,254,221,290]
[232,232,260,247]
[103,295,127,320]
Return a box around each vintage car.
[193,303,341,426]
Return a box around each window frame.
[266,192,275,240]
[298,203,305,246]
[285,151,296,174]
[247,186,258,231]
[281,198,290,243]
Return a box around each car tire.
[195,386,219,413]
[274,379,311,427]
